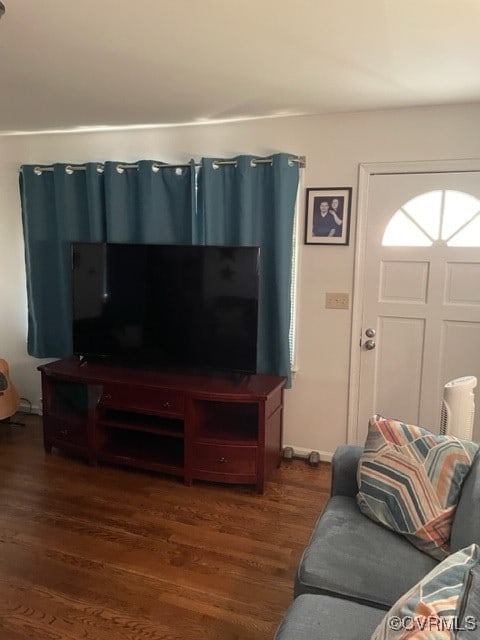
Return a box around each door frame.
[347,158,480,444]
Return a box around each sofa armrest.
[330,445,363,497]
[451,450,480,551]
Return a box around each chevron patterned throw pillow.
[371,544,479,639]
[357,415,479,560]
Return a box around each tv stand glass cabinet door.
[38,358,286,493]
[40,373,101,464]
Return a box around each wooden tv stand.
[38,358,286,493]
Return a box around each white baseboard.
[18,399,42,416]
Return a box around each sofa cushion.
[295,495,437,609]
[357,415,479,560]
[274,594,385,640]
[371,544,479,639]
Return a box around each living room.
[1,2,480,639]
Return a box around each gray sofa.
[274,444,480,640]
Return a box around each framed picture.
[304,187,352,245]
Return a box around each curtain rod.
[24,155,306,176]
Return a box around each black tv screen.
[71,243,260,374]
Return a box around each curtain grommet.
[151,164,160,173]
[116,165,125,174]
[65,165,74,175]
[33,167,43,176]
[212,161,237,169]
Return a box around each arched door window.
[382,190,480,247]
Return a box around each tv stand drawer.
[100,384,184,416]
[193,443,257,476]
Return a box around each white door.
[352,168,480,445]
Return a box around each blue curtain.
[104,160,196,243]
[198,154,299,382]
[20,160,196,357]
[20,164,105,357]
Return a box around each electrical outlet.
[325,292,349,310]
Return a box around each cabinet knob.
[162,401,172,409]
[104,393,112,401]
[59,428,68,436]
[217,456,227,464]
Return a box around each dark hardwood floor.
[0,414,330,640]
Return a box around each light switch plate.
[325,292,349,309]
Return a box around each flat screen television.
[71,242,260,374]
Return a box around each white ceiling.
[1,0,480,134]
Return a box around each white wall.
[2,103,480,457]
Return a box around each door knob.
[365,328,376,338]
[364,339,376,350]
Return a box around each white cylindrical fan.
[440,376,477,440]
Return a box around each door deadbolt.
[365,328,376,338]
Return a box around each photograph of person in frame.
[312,196,344,237]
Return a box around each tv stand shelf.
[38,358,286,493]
